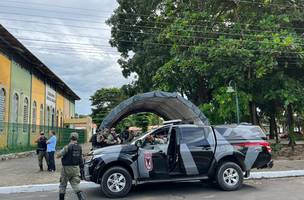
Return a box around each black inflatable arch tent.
[99,91,210,129]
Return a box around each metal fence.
[0,122,87,150]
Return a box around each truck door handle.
[202,146,211,150]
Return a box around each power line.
[232,0,304,8]
[3,0,304,18]
[0,4,105,19]
[28,52,304,66]
[2,32,303,59]
[0,2,303,34]
[27,47,119,54]
[23,49,304,70]
[7,26,304,49]
[2,43,302,65]
[0,17,108,30]
[4,0,106,12]
[24,45,121,55]
[0,10,105,25]
[2,23,301,50]
[17,41,304,59]
[8,27,110,39]
[1,5,304,33]
[25,44,116,51]
[1,14,304,43]
[9,36,304,55]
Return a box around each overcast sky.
[0,0,132,115]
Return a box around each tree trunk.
[274,118,279,144]
[287,104,296,151]
[249,101,258,125]
[269,104,279,142]
[269,116,275,140]
[269,113,279,143]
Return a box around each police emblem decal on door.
[144,152,153,171]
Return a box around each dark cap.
[70,132,79,140]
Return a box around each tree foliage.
[106,0,304,148]
[90,88,127,125]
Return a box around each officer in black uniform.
[56,132,86,200]
[35,132,48,171]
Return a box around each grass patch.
[0,146,37,156]
[295,135,304,141]
[271,143,283,152]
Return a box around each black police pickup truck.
[84,124,273,198]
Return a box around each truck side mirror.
[135,139,143,148]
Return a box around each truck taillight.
[235,141,272,153]
[265,143,272,153]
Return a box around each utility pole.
[227,80,240,124]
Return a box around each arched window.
[60,112,63,127]
[40,104,44,131]
[12,93,19,123]
[23,97,29,132]
[51,108,55,128]
[32,101,37,132]
[46,106,50,127]
[0,88,5,131]
[0,88,5,123]
[56,110,59,128]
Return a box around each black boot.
[39,165,43,171]
[76,191,86,200]
[59,193,65,200]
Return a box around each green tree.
[107,0,170,92]
[108,0,304,150]
[90,88,127,125]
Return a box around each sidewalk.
[269,139,304,145]
[0,143,92,187]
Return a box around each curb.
[0,181,98,194]
[0,151,35,161]
[0,170,304,194]
[249,170,304,179]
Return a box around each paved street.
[1,151,304,187]
[2,177,303,200]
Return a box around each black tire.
[216,162,243,191]
[100,166,132,198]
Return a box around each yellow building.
[63,97,70,120]
[30,76,45,143]
[0,53,11,148]
[56,93,64,127]
[0,24,80,148]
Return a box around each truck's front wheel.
[100,166,132,198]
[216,162,243,191]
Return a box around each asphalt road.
[2,177,304,200]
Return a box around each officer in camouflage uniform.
[56,132,86,200]
[105,128,121,145]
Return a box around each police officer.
[35,132,48,171]
[107,128,121,145]
[56,132,86,200]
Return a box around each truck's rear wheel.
[216,162,243,191]
[100,166,132,198]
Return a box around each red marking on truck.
[144,152,153,171]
